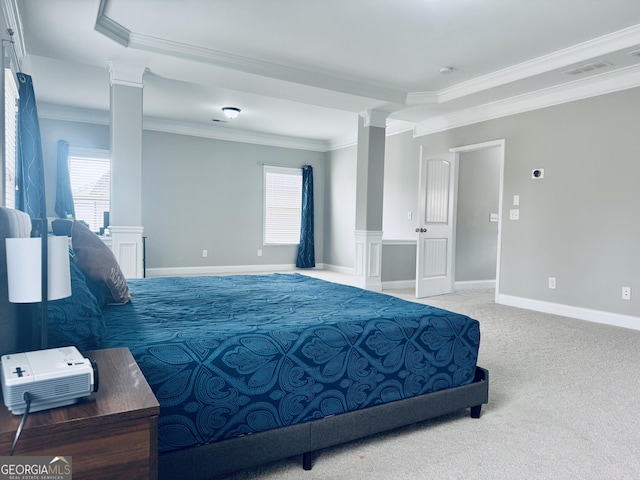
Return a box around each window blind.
[68,155,110,232]
[264,165,302,245]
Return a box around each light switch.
[490,213,498,223]
[513,195,520,206]
[509,209,519,220]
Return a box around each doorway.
[416,140,505,301]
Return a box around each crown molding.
[94,0,130,47]
[37,102,111,125]
[36,102,330,151]
[94,4,405,104]
[414,63,640,137]
[144,117,330,151]
[411,23,640,105]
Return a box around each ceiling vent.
[563,60,611,76]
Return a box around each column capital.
[106,61,146,88]
[360,109,388,129]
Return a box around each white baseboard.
[497,294,640,331]
[382,280,415,290]
[454,280,496,290]
[321,264,354,276]
[147,263,327,277]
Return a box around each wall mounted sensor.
[532,168,544,179]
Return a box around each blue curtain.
[15,73,46,220]
[296,165,315,268]
[55,139,75,218]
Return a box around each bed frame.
[159,367,488,479]
[0,207,489,479]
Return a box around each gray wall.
[415,87,639,316]
[455,148,500,282]
[141,130,325,270]
[325,87,639,316]
[39,86,639,317]
[39,120,325,271]
[323,144,356,269]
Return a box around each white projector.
[1,346,98,415]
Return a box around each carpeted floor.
[218,279,640,480]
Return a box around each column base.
[354,230,383,291]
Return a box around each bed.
[0,209,489,479]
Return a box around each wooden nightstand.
[0,347,159,479]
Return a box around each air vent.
[563,60,611,76]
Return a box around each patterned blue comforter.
[101,273,480,454]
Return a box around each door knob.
[415,228,428,233]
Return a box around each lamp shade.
[6,236,72,303]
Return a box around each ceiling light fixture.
[222,107,241,119]
[439,66,454,74]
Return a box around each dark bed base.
[159,366,489,480]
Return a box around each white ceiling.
[4,0,640,150]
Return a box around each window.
[4,68,18,208]
[263,165,302,245]
[68,148,110,232]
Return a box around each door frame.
[448,139,505,303]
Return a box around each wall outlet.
[257,249,262,257]
[622,287,631,300]
[509,209,520,220]
[548,277,556,289]
[202,250,207,257]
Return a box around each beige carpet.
[218,279,640,480]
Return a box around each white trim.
[382,279,415,290]
[448,139,505,305]
[354,230,383,291]
[146,263,327,278]
[106,61,145,88]
[436,24,640,104]
[382,239,416,246]
[36,103,330,152]
[497,294,640,331]
[322,263,354,276]
[361,110,388,129]
[94,0,130,47]
[449,139,504,153]
[145,117,330,152]
[454,280,496,291]
[68,146,110,159]
[414,65,640,137]
[94,7,404,104]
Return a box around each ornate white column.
[107,61,145,278]
[354,110,387,291]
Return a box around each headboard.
[0,207,33,355]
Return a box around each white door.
[415,148,456,298]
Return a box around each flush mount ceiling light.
[222,107,241,119]
[439,66,454,74]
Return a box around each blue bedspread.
[100,273,480,454]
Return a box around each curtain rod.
[2,28,22,74]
